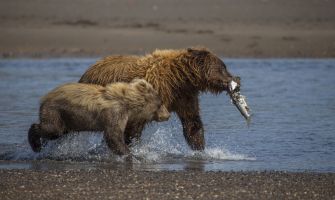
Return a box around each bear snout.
[155,105,170,122]
[230,76,241,91]
[222,76,241,91]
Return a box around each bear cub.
[28,79,170,155]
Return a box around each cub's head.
[131,79,170,122]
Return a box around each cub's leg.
[28,123,42,152]
[102,109,130,155]
[29,106,66,152]
[124,121,145,146]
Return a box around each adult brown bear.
[79,48,240,150]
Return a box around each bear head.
[131,79,170,122]
[186,48,241,94]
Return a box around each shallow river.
[0,58,334,172]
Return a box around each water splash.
[131,125,255,163]
[0,124,254,165]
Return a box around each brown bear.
[28,79,170,155]
[79,48,241,151]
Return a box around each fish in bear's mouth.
[228,80,251,122]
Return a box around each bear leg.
[39,122,65,140]
[102,110,130,155]
[37,108,66,149]
[178,113,205,151]
[176,96,205,151]
[105,126,130,155]
[28,123,42,152]
[124,121,145,146]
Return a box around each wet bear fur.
[79,48,240,150]
[28,79,170,155]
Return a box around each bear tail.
[28,123,42,152]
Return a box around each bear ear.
[187,48,209,58]
[131,78,142,84]
[133,79,150,93]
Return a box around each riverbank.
[1,0,335,58]
[1,169,334,199]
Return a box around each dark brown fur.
[28,79,170,155]
[79,48,240,150]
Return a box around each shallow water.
[0,58,334,172]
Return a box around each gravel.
[1,169,334,200]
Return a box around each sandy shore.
[1,0,335,58]
[1,169,334,199]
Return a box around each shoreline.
[1,28,334,59]
[1,169,334,199]
[1,0,334,59]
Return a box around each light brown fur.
[28,79,170,155]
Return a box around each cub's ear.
[187,48,209,58]
[133,79,151,93]
[130,78,143,84]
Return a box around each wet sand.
[1,169,334,199]
[1,0,335,58]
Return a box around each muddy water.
[0,58,334,172]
